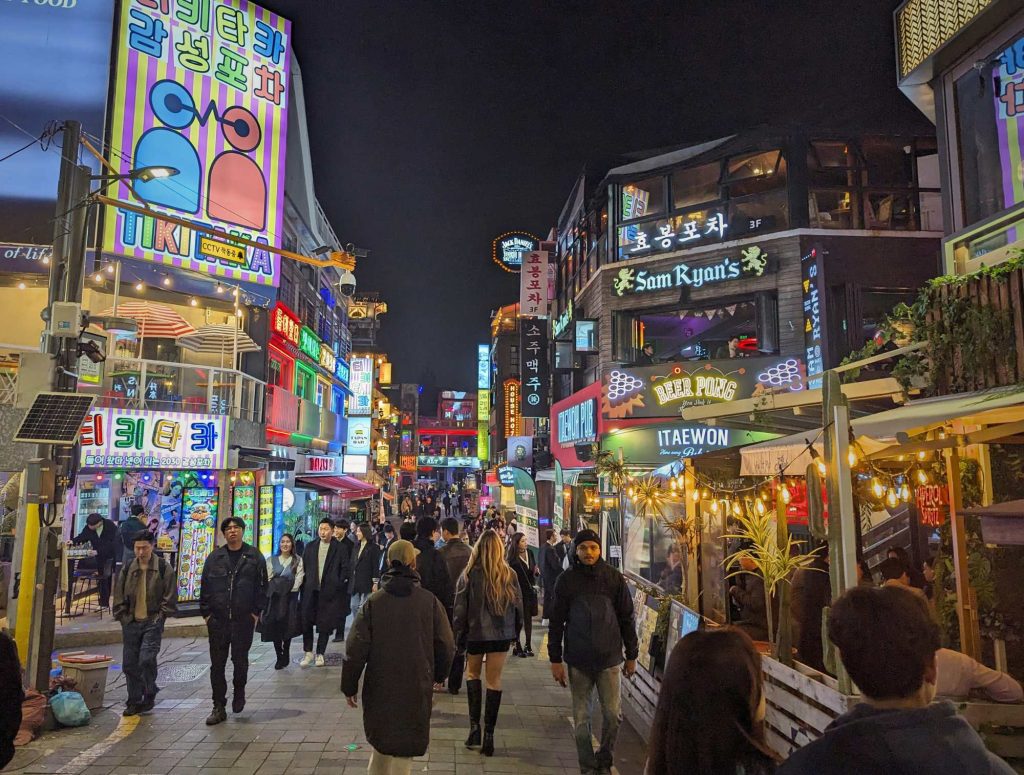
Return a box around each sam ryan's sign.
[612,245,770,297]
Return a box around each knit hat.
[573,529,601,552]
[387,539,419,567]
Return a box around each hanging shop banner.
[520,317,549,417]
[602,422,780,465]
[520,250,549,317]
[801,248,825,389]
[498,465,539,546]
[553,460,564,532]
[477,344,490,388]
[80,408,229,469]
[504,379,521,438]
[611,244,771,298]
[506,436,533,471]
[376,441,390,469]
[176,486,219,602]
[102,0,290,287]
[348,356,374,416]
[492,231,540,273]
[346,416,372,456]
[601,355,805,420]
[417,455,481,469]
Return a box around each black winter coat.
[509,549,539,616]
[453,566,523,646]
[199,543,267,622]
[350,541,382,594]
[300,539,350,632]
[539,542,563,604]
[547,558,638,674]
[260,556,303,642]
[412,537,454,612]
[72,518,120,569]
[341,565,455,758]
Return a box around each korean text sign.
[80,407,229,469]
[519,250,549,317]
[520,318,549,418]
[103,0,291,287]
[348,357,374,416]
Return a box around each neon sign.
[556,398,597,446]
[802,249,824,389]
[477,344,490,389]
[271,302,300,345]
[652,373,738,404]
[319,342,336,373]
[504,379,521,438]
[492,231,540,273]
[552,300,574,338]
[80,408,228,469]
[613,246,770,297]
[335,358,350,384]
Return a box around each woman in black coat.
[349,523,382,613]
[506,532,539,657]
[261,534,304,669]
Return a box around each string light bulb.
[781,484,792,504]
[917,450,927,461]
[162,275,171,286]
[216,283,225,294]
[756,498,766,515]
[135,281,144,291]
[106,263,115,274]
[815,458,827,477]
[16,282,25,290]
[93,273,103,283]
[847,447,858,467]
[190,296,198,307]
[886,488,899,508]
[692,489,701,503]
[710,499,719,514]
[900,483,911,502]
[872,478,885,499]
[732,499,742,516]
[669,479,677,491]
[917,468,929,485]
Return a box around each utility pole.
[11,120,92,689]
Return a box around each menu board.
[637,605,659,672]
[75,481,110,535]
[176,487,219,602]
[258,485,279,557]
[232,486,256,544]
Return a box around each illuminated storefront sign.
[556,398,597,446]
[477,389,489,421]
[348,357,374,416]
[503,379,521,437]
[492,231,540,273]
[612,245,770,297]
[271,302,300,345]
[319,343,337,373]
[400,455,417,471]
[299,326,321,361]
[801,249,825,389]
[477,344,490,388]
[335,358,350,385]
[417,455,481,469]
[346,416,372,455]
[102,0,290,286]
[520,250,549,317]
[376,442,390,469]
[601,356,805,420]
[618,210,774,260]
[305,455,337,473]
[520,317,549,417]
[602,422,779,464]
[80,408,228,469]
[552,300,574,339]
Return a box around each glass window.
[620,176,665,221]
[861,137,913,187]
[623,496,682,586]
[860,289,918,345]
[729,188,789,234]
[809,190,856,229]
[808,141,862,187]
[268,356,283,388]
[671,162,721,210]
[725,151,786,198]
[295,367,313,400]
[863,192,917,230]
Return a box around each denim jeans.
[121,616,164,706]
[568,664,621,774]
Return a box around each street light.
[90,166,180,184]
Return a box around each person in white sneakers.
[298,518,348,667]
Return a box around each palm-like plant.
[724,502,823,653]
[594,449,630,492]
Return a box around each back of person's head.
[887,545,911,566]
[878,557,907,582]
[648,628,777,775]
[441,517,459,536]
[384,522,395,536]
[417,516,438,540]
[828,585,940,701]
[399,522,417,541]
[465,529,517,615]
[130,504,145,517]
[86,512,102,526]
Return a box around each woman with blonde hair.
[453,529,524,757]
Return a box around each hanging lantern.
[916,468,929,485]
[872,478,885,499]
[900,482,911,502]
[886,487,899,508]
[755,498,766,515]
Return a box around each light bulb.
[702,489,710,499]
[900,483,911,502]
[917,468,929,485]
[135,281,144,291]
[847,448,858,467]
[235,309,242,317]
[627,487,634,498]
[106,263,115,274]
[16,282,25,290]
[190,297,198,307]
[781,485,792,504]
[93,273,103,283]
[692,489,700,503]
[886,488,898,508]
[756,499,766,515]
[710,500,719,514]
[216,284,225,294]
[872,478,885,499]
[815,459,827,477]
[670,479,677,491]
[162,276,172,286]
[917,451,927,461]
[732,500,742,516]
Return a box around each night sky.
[258,0,932,389]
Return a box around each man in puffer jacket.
[548,529,637,775]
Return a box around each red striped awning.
[98,301,197,339]
[296,475,378,500]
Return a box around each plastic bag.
[50,690,90,727]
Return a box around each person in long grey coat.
[299,519,348,667]
[342,540,455,773]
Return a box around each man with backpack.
[548,529,637,775]
[117,504,148,566]
[112,530,177,717]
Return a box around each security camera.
[338,270,356,298]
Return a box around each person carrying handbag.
[261,534,304,670]
[507,532,539,657]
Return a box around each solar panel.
[14,392,96,445]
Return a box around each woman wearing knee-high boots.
[507,532,539,657]
[261,534,304,669]
[453,529,523,757]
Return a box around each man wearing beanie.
[342,539,455,775]
[199,516,267,726]
[548,529,637,775]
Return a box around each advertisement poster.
[80,408,229,469]
[176,487,219,602]
[498,465,539,547]
[553,460,564,532]
[506,436,533,470]
[102,0,291,287]
[232,485,256,543]
[258,484,279,556]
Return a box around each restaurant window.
[809,190,855,229]
[268,356,283,388]
[861,137,913,188]
[724,150,786,198]
[620,176,665,221]
[671,162,721,210]
[623,495,681,587]
[295,365,314,401]
[729,187,789,232]
[808,141,862,187]
[863,192,917,230]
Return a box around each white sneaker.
[315,654,325,667]
[541,619,549,626]
[300,652,314,667]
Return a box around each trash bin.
[57,654,114,711]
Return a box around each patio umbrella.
[97,300,198,338]
[176,323,260,369]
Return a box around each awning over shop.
[296,475,378,500]
[535,467,591,486]
[740,385,1024,476]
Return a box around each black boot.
[480,688,502,756]
[464,679,482,748]
[232,685,245,714]
[206,704,226,725]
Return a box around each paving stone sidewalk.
[5,628,647,775]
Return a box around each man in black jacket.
[70,512,120,608]
[117,504,148,566]
[413,517,454,613]
[331,519,355,642]
[548,529,637,775]
[438,516,472,694]
[199,517,267,726]
[301,519,349,663]
[539,528,563,625]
